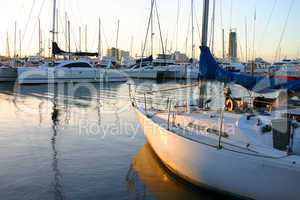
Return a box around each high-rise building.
[107,47,120,60]
[107,48,130,61]
[228,30,237,62]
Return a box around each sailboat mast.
[65,12,68,50]
[201,0,209,47]
[44,32,46,57]
[79,26,81,51]
[140,0,155,59]
[68,20,71,57]
[19,29,22,57]
[245,18,248,62]
[6,32,10,58]
[252,8,256,61]
[85,24,87,52]
[175,0,180,51]
[222,29,225,59]
[51,0,56,58]
[165,31,168,53]
[130,36,134,57]
[191,0,195,62]
[151,0,154,56]
[154,0,165,56]
[116,19,120,49]
[98,18,102,59]
[211,0,216,55]
[47,38,52,58]
[14,21,17,58]
[56,8,59,43]
[38,18,42,56]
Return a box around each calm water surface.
[0,80,237,200]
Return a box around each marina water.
[0,80,238,200]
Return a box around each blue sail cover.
[199,46,300,93]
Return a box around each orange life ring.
[225,98,234,112]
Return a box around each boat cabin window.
[48,62,60,67]
[144,66,153,69]
[63,62,92,68]
[131,65,140,69]
[153,62,173,67]
[131,63,152,69]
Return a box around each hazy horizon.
[0,0,299,62]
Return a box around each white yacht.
[186,63,200,80]
[245,58,271,74]
[153,54,186,79]
[121,56,136,68]
[220,61,245,72]
[124,65,158,79]
[17,60,127,84]
[273,59,300,67]
[24,56,45,67]
[123,56,158,79]
[96,56,118,68]
[124,55,186,80]
[124,64,186,80]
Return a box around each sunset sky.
[0,0,299,61]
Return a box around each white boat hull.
[124,65,187,80]
[186,68,200,79]
[155,65,187,79]
[135,108,300,200]
[157,69,186,79]
[123,69,158,79]
[17,67,127,84]
[0,67,17,82]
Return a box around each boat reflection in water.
[127,144,236,200]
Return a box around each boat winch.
[271,118,300,155]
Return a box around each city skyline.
[0,0,299,61]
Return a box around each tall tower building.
[228,30,237,62]
[107,47,120,60]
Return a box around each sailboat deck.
[145,108,300,160]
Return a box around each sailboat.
[133,0,300,199]
[124,0,186,80]
[17,0,127,84]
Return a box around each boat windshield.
[62,62,92,68]
[47,62,61,67]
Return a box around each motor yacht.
[123,56,158,79]
[17,59,127,84]
[153,54,186,79]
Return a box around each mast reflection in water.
[51,88,65,200]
